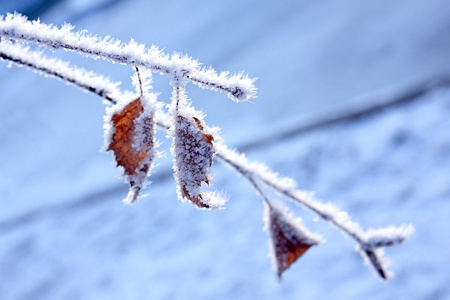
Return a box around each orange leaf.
[106,97,155,204]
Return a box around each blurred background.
[1,0,449,299]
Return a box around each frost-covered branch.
[0,13,256,102]
[214,144,414,279]
[0,13,414,281]
[0,40,122,103]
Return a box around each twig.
[0,40,121,103]
[0,13,256,102]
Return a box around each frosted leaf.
[264,202,323,279]
[169,82,223,209]
[172,114,217,208]
[104,96,157,204]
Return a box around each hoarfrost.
[362,224,414,249]
[169,78,223,209]
[0,13,257,102]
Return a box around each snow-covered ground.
[1,1,449,299]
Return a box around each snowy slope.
[1,0,450,299]
[1,84,449,300]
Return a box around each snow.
[1,0,450,299]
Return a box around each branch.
[0,40,122,103]
[0,24,414,280]
[0,13,256,102]
[214,144,414,279]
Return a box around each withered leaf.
[173,114,215,209]
[266,204,321,278]
[106,97,155,204]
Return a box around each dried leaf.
[172,114,215,208]
[105,97,156,204]
[265,203,322,278]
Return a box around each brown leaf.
[266,204,321,278]
[173,114,215,208]
[106,97,155,204]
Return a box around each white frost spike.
[264,202,323,279]
[103,72,158,205]
[169,79,223,209]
